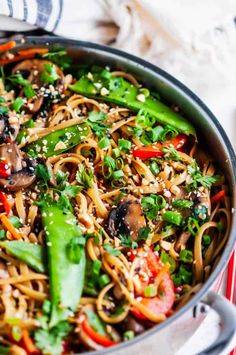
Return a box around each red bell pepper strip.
[130,247,175,319]
[0,40,16,52]
[81,318,117,347]
[21,330,40,355]
[132,134,187,160]
[0,192,14,216]
[211,190,225,204]
[0,160,11,178]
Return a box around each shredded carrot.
[0,40,16,52]
[0,214,21,240]
[22,330,40,355]
[18,47,48,56]
[211,190,225,204]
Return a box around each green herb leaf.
[138,226,151,240]
[162,146,181,161]
[104,243,121,256]
[160,250,176,273]
[0,106,9,115]
[172,199,193,210]
[12,98,24,113]
[119,234,138,249]
[187,161,219,190]
[42,49,72,70]
[24,84,36,99]
[172,265,192,286]
[34,320,72,355]
[35,164,51,185]
[76,165,94,189]
[141,194,166,220]
[40,63,60,84]
[87,111,109,139]
[179,249,193,263]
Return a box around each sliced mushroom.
[12,59,64,113]
[0,143,23,172]
[106,195,146,240]
[0,112,20,143]
[12,59,64,87]
[0,143,36,192]
[175,231,191,251]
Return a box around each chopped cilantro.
[76,165,94,189]
[172,199,193,210]
[34,320,72,355]
[119,234,138,249]
[40,63,60,84]
[162,146,181,161]
[187,161,219,190]
[138,226,151,240]
[87,111,109,139]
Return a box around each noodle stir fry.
[0,46,230,355]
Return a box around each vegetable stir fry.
[0,43,230,355]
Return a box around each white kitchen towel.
[0,0,235,146]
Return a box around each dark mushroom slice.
[106,195,146,240]
[0,143,23,173]
[12,59,65,113]
[0,112,20,143]
[0,157,36,192]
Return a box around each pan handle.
[197,291,236,355]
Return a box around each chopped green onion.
[179,249,193,263]
[98,137,110,149]
[102,156,116,179]
[154,244,160,252]
[112,148,120,158]
[149,125,163,142]
[115,157,124,170]
[139,88,150,98]
[144,284,157,298]
[138,226,151,240]
[149,159,160,176]
[92,260,102,275]
[160,250,176,273]
[123,330,135,341]
[112,170,124,180]
[12,325,22,342]
[162,211,182,226]
[24,119,35,128]
[100,69,112,79]
[24,84,36,99]
[0,229,6,240]
[202,235,211,246]
[159,126,178,142]
[118,139,132,152]
[16,130,26,144]
[187,217,200,236]
[172,199,193,210]
[0,106,9,115]
[99,274,111,288]
[141,194,166,220]
[12,97,24,113]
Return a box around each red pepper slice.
[81,318,117,347]
[0,159,11,178]
[0,192,14,216]
[211,190,225,204]
[132,134,187,160]
[130,247,175,319]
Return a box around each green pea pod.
[0,345,10,354]
[25,123,91,158]
[0,241,46,273]
[41,204,86,327]
[69,73,196,137]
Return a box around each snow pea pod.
[41,204,86,327]
[25,123,91,158]
[69,73,196,137]
[0,240,46,273]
